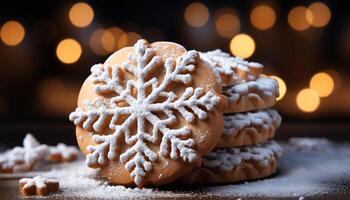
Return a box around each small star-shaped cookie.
[19,176,59,196]
[48,143,80,162]
[0,134,49,173]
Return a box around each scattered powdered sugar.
[2,138,350,198]
[223,109,281,136]
[289,137,332,152]
[203,140,282,172]
[201,140,350,198]
[41,161,194,199]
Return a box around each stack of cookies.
[181,50,283,183]
[69,39,282,188]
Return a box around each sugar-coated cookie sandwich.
[181,140,282,184]
[217,109,281,148]
[69,39,226,187]
[223,77,279,113]
[200,50,263,87]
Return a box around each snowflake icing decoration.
[69,40,221,185]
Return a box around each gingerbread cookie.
[200,50,263,87]
[181,140,282,184]
[217,109,281,148]
[223,77,279,113]
[19,176,59,196]
[48,143,80,162]
[69,39,225,187]
[0,134,49,173]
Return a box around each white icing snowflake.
[69,39,221,186]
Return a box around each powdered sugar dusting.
[289,137,331,152]
[69,39,221,187]
[223,109,281,137]
[223,77,279,103]
[2,138,350,198]
[41,161,194,199]
[203,140,283,172]
[200,49,263,86]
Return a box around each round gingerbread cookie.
[69,39,225,187]
[181,140,282,184]
[223,76,279,113]
[200,50,263,87]
[217,109,281,148]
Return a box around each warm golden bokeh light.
[296,88,320,112]
[120,32,142,47]
[69,2,94,28]
[230,34,255,58]
[108,27,126,50]
[90,29,107,55]
[56,38,82,64]
[250,5,276,30]
[215,11,240,38]
[38,78,79,115]
[270,75,287,101]
[101,29,115,53]
[309,72,334,97]
[0,20,25,46]
[184,2,209,27]
[306,2,331,28]
[288,6,312,31]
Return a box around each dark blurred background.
[0,0,349,146]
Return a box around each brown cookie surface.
[181,140,282,184]
[217,109,281,148]
[70,39,225,187]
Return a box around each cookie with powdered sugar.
[223,76,279,113]
[69,39,226,187]
[217,109,281,148]
[181,140,283,184]
[200,50,263,87]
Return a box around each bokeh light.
[296,88,320,112]
[309,72,334,97]
[306,2,331,28]
[56,38,82,64]
[184,2,209,27]
[0,20,25,46]
[108,27,126,50]
[215,9,240,38]
[101,29,115,53]
[230,33,255,58]
[250,5,276,30]
[270,75,287,101]
[69,2,94,28]
[288,6,312,31]
[89,29,107,55]
[38,78,79,115]
[121,32,142,47]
